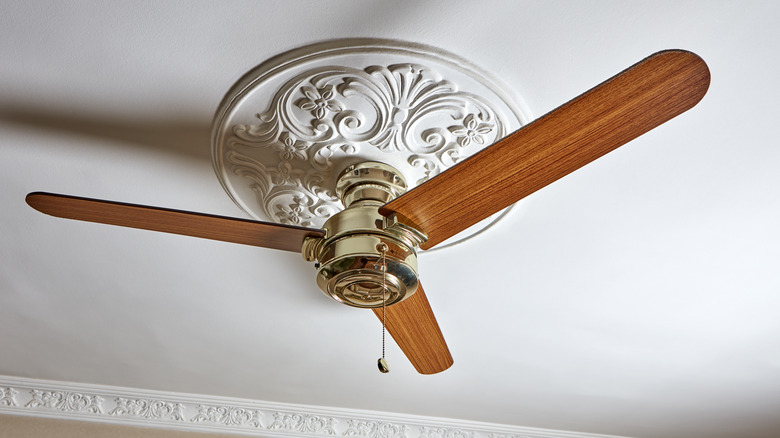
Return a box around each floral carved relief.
[225,63,509,228]
[0,387,18,406]
[343,419,410,438]
[191,404,264,427]
[109,397,185,421]
[267,412,338,435]
[419,427,474,438]
[25,390,103,414]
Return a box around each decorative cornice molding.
[0,376,631,438]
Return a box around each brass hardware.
[377,357,390,373]
[383,213,427,247]
[301,236,323,263]
[336,162,407,208]
[302,162,427,309]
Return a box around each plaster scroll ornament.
[190,404,264,427]
[0,387,18,406]
[109,397,186,421]
[25,389,104,414]
[212,39,528,244]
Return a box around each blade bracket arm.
[382,212,427,247]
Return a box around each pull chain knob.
[377,357,390,373]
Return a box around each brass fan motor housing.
[302,162,427,308]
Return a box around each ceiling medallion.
[212,39,529,247]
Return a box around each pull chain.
[377,243,390,373]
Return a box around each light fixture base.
[303,161,424,308]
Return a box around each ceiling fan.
[26,49,710,375]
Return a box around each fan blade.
[380,50,710,249]
[373,282,453,374]
[26,192,325,252]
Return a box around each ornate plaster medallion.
[212,39,529,247]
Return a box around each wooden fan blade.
[380,50,710,249]
[373,282,453,374]
[26,192,325,252]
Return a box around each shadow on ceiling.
[0,105,212,162]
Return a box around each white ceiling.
[2,1,779,438]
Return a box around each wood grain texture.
[26,192,325,252]
[372,282,453,374]
[379,50,711,249]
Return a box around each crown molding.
[0,375,630,438]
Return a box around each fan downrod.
[302,162,427,308]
